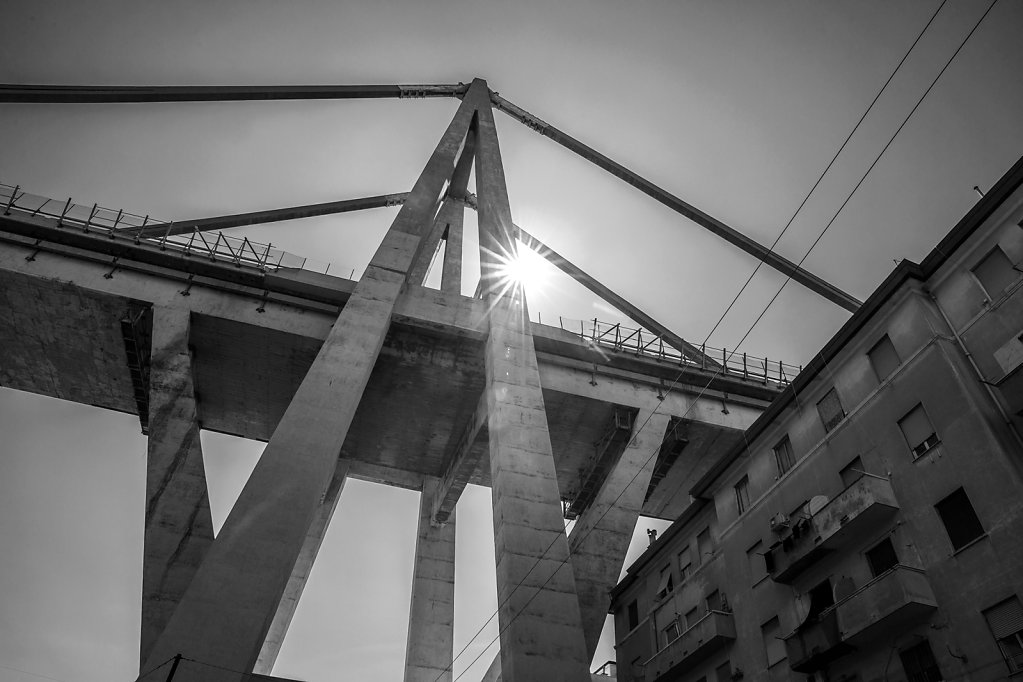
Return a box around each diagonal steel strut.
[489,92,862,313]
[152,193,720,368]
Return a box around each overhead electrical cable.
[437,2,999,677]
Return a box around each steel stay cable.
[439,3,998,677]
[702,0,948,345]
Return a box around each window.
[983,596,1023,674]
[678,548,692,581]
[899,404,939,458]
[684,607,699,630]
[840,456,865,488]
[747,541,767,584]
[715,662,732,682]
[898,640,943,682]
[805,579,835,623]
[865,537,899,577]
[706,589,723,612]
[816,388,845,432]
[868,334,901,382]
[735,476,751,515]
[696,528,712,565]
[663,620,680,645]
[935,487,985,551]
[774,435,795,476]
[655,566,675,599]
[761,616,786,667]
[972,245,1018,298]
[627,600,639,630]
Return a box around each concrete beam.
[404,478,457,682]
[432,390,488,524]
[474,77,591,682]
[568,409,671,657]
[0,83,467,103]
[252,461,350,675]
[139,81,488,681]
[140,306,215,666]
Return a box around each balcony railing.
[767,475,899,583]
[0,183,354,277]
[556,317,800,385]
[783,566,936,673]
[644,611,736,682]
[784,610,853,673]
[837,565,937,645]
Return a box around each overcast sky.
[2,2,1023,682]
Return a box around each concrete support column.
[568,409,671,657]
[474,78,591,682]
[404,478,456,682]
[140,306,215,666]
[440,202,464,295]
[252,461,350,675]
[140,83,486,681]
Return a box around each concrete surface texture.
[0,80,793,682]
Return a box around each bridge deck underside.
[0,266,763,519]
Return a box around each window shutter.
[656,569,672,595]
[868,335,900,381]
[973,247,1017,297]
[985,597,1023,639]
[900,405,934,446]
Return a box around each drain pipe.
[927,289,1023,451]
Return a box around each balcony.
[644,611,736,682]
[767,475,899,583]
[782,566,937,674]
[784,610,853,673]
[837,565,937,645]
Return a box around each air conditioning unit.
[769,513,790,532]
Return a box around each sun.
[498,242,552,296]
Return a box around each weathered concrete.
[404,478,457,682]
[475,77,591,682]
[568,409,672,657]
[253,461,350,675]
[141,306,215,665]
[433,389,488,524]
[140,83,486,680]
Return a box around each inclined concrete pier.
[0,78,787,682]
[403,478,457,682]
[141,306,215,665]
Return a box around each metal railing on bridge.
[555,316,801,385]
[0,183,360,278]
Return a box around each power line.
[702,0,949,345]
[439,2,999,678]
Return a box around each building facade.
[610,155,1023,682]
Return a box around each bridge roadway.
[0,208,780,520]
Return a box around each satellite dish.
[808,495,829,516]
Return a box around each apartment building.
[609,155,1023,682]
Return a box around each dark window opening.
[774,435,795,475]
[627,600,639,630]
[899,640,943,682]
[735,476,751,514]
[935,487,985,550]
[696,528,712,565]
[972,245,1018,298]
[664,620,680,645]
[868,334,901,382]
[707,589,723,612]
[817,388,846,432]
[983,596,1023,674]
[899,404,939,458]
[655,567,674,599]
[840,456,865,488]
[866,537,899,577]
[804,579,835,624]
[684,607,699,630]
[678,547,692,581]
